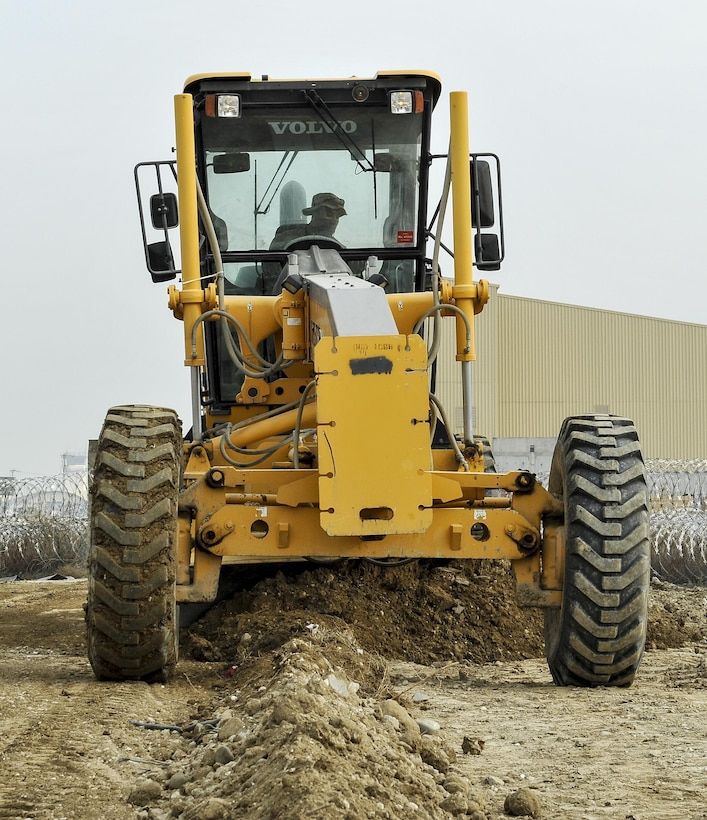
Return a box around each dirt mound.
[141,628,486,820]
[133,571,706,820]
[646,577,707,649]
[183,561,699,679]
[183,560,545,677]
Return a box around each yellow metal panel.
[195,503,533,562]
[183,72,252,91]
[315,335,433,536]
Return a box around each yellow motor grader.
[86,71,650,686]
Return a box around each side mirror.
[474,234,501,272]
[213,153,251,174]
[150,192,179,229]
[470,159,494,228]
[469,153,504,271]
[147,241,177,283]
[135,160,182,282]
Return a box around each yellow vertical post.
[174,93,205,368]
[175,93,205,440]
[449,91,476,443]
[449,91,475,362]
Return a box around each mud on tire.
[86,405,181,682]
[544,415,650,687]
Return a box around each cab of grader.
[86,71,650,688]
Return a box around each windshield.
[201,103,424,255]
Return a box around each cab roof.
[182,70,442,107]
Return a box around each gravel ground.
[0,566,705,819]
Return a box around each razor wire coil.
[646,459,707,585]
[0,472,89,577]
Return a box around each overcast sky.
[1,0,705,476]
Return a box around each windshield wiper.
[302,90,375,173]
[255,150,299,215]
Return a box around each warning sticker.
[397,230,414,244]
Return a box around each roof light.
[390,91,413,114]
[205,94,242,118]
[217,94,241,117]
[390,90,424,114]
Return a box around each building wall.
[435,285,707,460]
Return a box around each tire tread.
[86,404,181,682]
[544,415,650,687]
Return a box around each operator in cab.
[270,192,347,250]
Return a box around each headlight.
[390,91,413,114]
[205,94,242,118]
[217,94,241,117]
[389,90,423,114]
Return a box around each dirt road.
[0,574,705,819]
[0,581,222,820]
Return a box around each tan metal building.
[435,285,707,460]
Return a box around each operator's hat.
[303,192,346,216]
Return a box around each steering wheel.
[283,235,346,252]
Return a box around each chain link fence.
[0,461,705,584]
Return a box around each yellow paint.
[449,90,476,362]
[315,335,433,536]
[174,93,205,367]
[161,71,562,613]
